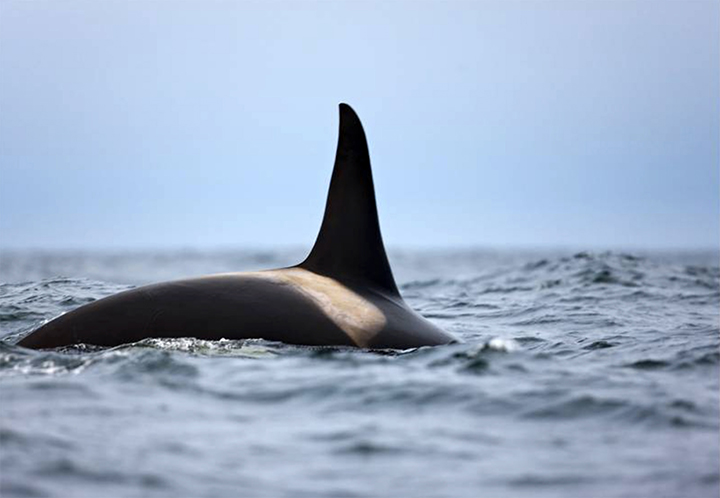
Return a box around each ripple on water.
[32,457,170,490]
[108,349,200,392]
[0,428,76,451]
[522,394,628,420]
[507,474,593,487]
[582,340,616,350]
[334,439,406,456]
[625,359,670,370]
[0,481,48,498]
[0,350,94,378]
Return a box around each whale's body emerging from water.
[19,104,456,350]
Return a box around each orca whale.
[18,104,457,350]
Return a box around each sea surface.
[1,248,718,498]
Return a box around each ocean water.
[1,248,718,498]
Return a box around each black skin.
[18,273,454,350]
[18,103,457,350]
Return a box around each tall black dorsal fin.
[299,103,400,296]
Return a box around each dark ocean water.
[1,248,718,498]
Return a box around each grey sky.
[1,0,718,250]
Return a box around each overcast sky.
[1,0,718,250]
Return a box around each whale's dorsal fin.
[299,103,400,297]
